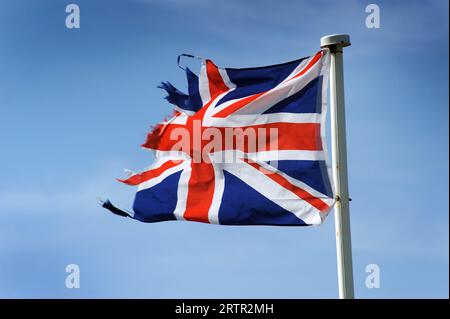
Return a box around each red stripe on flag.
[183,162,215,223]
[143,122,322,153]
[242,158,330,212]
[118,160,184,186]
[213,92,265,118]
[291,50,323,79]
[206,60,229,99]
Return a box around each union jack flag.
[103,49,335,225]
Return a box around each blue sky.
[0,0,448,298]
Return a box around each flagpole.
[320,34,354,299]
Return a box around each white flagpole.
[320,34,355,299]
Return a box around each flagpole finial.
[320,34,351,52]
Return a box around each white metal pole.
[320,34,354,299]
